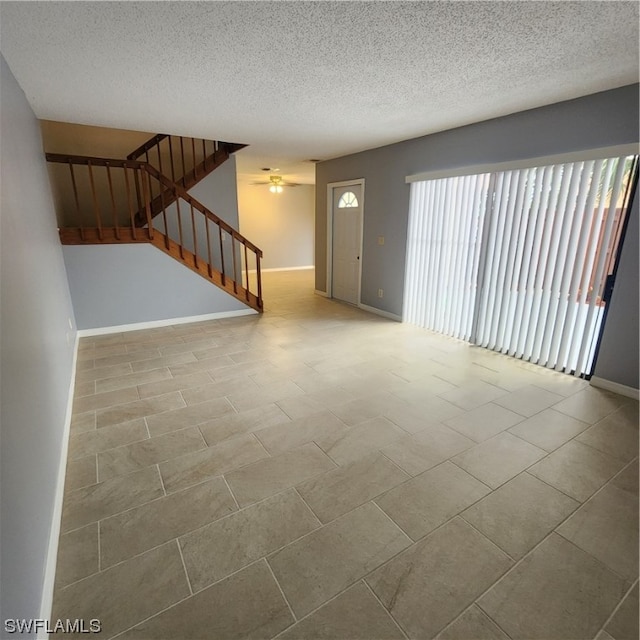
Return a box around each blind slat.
[403,154,636,378]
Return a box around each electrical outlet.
[378,289,384,298]
[378,236,385,245]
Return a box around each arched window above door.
[338,191,358,208]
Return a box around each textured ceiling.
[1,1,638,184]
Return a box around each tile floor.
[53,269,639,640]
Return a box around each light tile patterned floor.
[53,269,639,640]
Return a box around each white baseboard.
[263,265,314,272]
[77,309,258,337]
[358,302,402,322]
[245,266,314,274]
[314,289,329,298]
[590,376,639,400]
[38,332,79,638]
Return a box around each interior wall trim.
[406,143,640,183]
[358,302,402,322]
[245,266,314,274]
[38,332,79,639]
[77,309,257,337]
[589,375,639,400]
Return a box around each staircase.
[47,134,263,312]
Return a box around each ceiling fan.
[251,174,301,192]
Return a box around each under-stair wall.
[43,121,262,322]
[63,243,252,330]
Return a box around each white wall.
[237,182,314,270]
[1,54,77,630]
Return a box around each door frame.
[326,179,365,303]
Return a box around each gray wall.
[593,192,639,389]
[155,156,244,278]
[0,54,77,630]
[316,84,640,316]
[63,244,249,330]
[188,154,240,227]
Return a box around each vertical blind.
[403,154,637,377]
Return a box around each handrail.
[47,152,263,311]
[143,163,262,255]
[46,153,140,167]
[126,134,225,187]
[126,134,169,161]
[46,153,261,255]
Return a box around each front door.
[331,184,362,305]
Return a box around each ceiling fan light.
[270,184,283,193]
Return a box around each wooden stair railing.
[126,134,247,225]
[47,153,263,312]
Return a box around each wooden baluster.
[156,141,168,216]
[190,203,198,268]
[175,197,184,259]
[68,161,84,240]
[159,183,170,249]
[144,151,152,199]
[205,214,213,277]
[123,166,136,240]
[202,139,207,170]
[141,169,154,239]
[179,137,186,185]
[218,226,226,286]
[256,251,263,307]
[156,141,164,175]
[106,162,119,240]
[133,168,143,216]
[231,234,239,294]
[243,243,249,300]
[168,136,177,183]
[191,138,197,178]
[87,161,103,240]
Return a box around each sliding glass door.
[403,154,638,377]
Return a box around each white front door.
[331,184,362,305]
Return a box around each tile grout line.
[361,579,411,640]
[554,531,634,584]
[175,539,194,596]
[97,521,102,572]
[594,577,639,640]
[264,558,297,623]
[458,515,517,563]
[156,464,167,497]
[221,475,241,511]
[108,590,196,639]
[291,486,324,527]
[143,417,151,440]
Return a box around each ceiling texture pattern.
[1,1,638,184]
